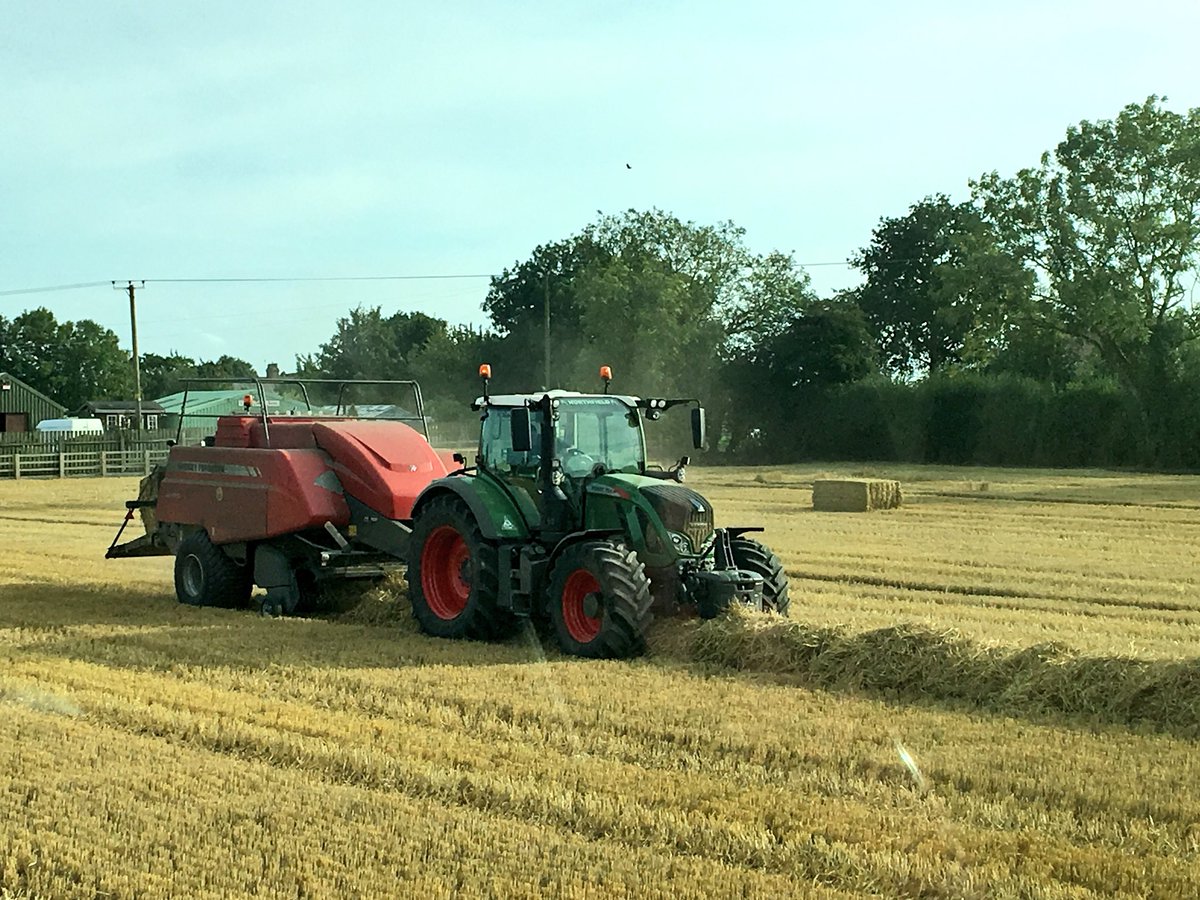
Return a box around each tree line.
[0,310,260,412]
[3,97,1197,467]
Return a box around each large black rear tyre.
[174,531,251,608]
[406,496,518,640]
[729,537,790,615]
[548,541,653,659]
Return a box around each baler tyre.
[548,541,653,659]
[407,496,518,640]
[729,536,790,615]
[175,530,252,608]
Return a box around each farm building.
[74,399,168,431]
[0,371,67,433]
[156,389,290,432]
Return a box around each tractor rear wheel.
[729,537,790,615]
[548,541,653,659]
[407,496,517,640]
[174,530,251,608]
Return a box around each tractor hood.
[586,475,715,553]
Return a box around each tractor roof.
[474,389,641,409]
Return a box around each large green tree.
[484,209,815,448]
[766,299,878,389]
[972,96,1200,405]
[191,355,258,381]
[721,296,878,454]
[570,248,724,392]
[849,195,1029,377]
[0,308,131,409]
[408,325,505,437]
[139,352,258,399]
[297,308,445,380]
[140,352,198,400]
[481,234,603,360]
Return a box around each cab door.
[479,407,542,528]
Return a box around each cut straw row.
[669,607,1200,736]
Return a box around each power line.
[146,273,493,284]
[0,280,110,297]
[1,262,866,299]
[0,272,494,298]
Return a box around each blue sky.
[2,0,1197,373]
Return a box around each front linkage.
[681,527,766,618]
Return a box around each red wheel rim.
[562,569,602,643]
[421,525,471,619]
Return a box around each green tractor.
[406,365,789,658]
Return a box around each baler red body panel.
[309,421,448,520]
[155,447,350,544]
[156,416,447,544]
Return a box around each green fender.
[411,476,531,541]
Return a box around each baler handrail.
[257,379,273,445]
[175,384,188,445]
[171,377,431,447]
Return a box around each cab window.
[480,408,540,475]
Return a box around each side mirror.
[691,407,707,450]
[452,452,466,465]
[511,407,533,452]
[672,455,689,483]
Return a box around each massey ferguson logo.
[169,461,262,478]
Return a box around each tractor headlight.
[668,530,691,553]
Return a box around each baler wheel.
[548,541,653,659]
[407,496,518,640]
[174,531,252,608]
[728,536,790,615]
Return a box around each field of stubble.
[1,465,1198,898]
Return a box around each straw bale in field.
[812,479,902,512]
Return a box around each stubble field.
[1,465,1198,898]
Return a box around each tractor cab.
[474,388,703,528]
[479,392,643,478]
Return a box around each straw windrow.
[668,606,1200,736]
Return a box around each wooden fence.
[0,430,193,479]
[0,448,170,479]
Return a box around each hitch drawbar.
[105,500,166,559]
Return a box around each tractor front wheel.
[174,530,251,608]
[407,497,517,640]
[548,541,653,659]
[729,536,790,615]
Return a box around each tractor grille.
[642,484,714,553]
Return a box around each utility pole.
[543,272,551,388]
[113,280,145,431]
